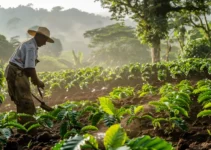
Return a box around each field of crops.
[1,58,211,149]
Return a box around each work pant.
[4,63,36,126]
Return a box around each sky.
[0,0,110,15]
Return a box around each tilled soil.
[1,78,211,150]
[4,128,60,150]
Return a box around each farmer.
[4,27,54,133]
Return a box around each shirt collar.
[32,37,38,50]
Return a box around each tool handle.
[37,87,43,99]
[32,93,43,103]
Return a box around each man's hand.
[31,79,44,88]
[37,80,45,89]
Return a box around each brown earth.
[1,77,211,149]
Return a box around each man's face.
[35,33,48,47]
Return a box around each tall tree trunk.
[166,40,171,61]
[151,38,161,63]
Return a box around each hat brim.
[28,30,54,43]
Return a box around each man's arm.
[24,68,44,88]
[24,68,40,84]
[24,45,44,88]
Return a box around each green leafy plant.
[148,82,191,132]
[109,87,135,100]
[99,97,130,126]
[194,80,211,118]
[53,124,174,150]
[137,83,157,97]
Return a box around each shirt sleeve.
[24,47,36,68]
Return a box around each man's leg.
[14,70,37,134]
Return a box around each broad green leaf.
[57,110,68,121]
[116,108,128,119]
[197,110,211,118]
[99,97,115,115]
[149,101,169,111]
[170,117,188,131]
[91,112,103,126]
[203,103,211,109]
[17,113,33,118]
[198,94,211,103]
[104,115,116,127]
[170,105,189,117]
[127,135,173,150]
[104,124,126,149]
[0,95,4,103]
[52,140,64,150]
[27,123,41,132]
[81,125,98,133]
[83,134,98,149]
[61,135,87,150]
[4,122,26,131]
[60,121,70,138]
[38,114,56,120]
[134,106,144,115]
[43,118,54,128]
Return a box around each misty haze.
[0,1,211,150]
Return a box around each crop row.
[1,78,211,149]
[36,58,211,97]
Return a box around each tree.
[6,17,21,30]
[167,2,211,57]
[0,34,14,62]
[84,23,150,66]
[51,6,64,12]
[96,0,211,63]
[10,36,20,48]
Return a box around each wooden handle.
[37,87,43,99]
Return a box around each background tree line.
[0,1,211,71]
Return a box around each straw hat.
[28,26,54,43]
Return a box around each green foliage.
[148,81,192,132]
[104,124,126,149]
[84,23,150,66]
[127,135,174,150]
[138,83,157,97]
[91,112,104,126]
[183,38,211,58]
[61,135,87,150]
[27,123,40,132]
[96,0,211,62]
[83,134,99,149]
[99,97,115,115]
[71,50,84,68]
[103,114,116,127]
[195,80,211,118]
[60,121,70,139]
[159,83,175,96]
[53,124,174,150]
[81,125,98,133]
[197,110,211,118]
[0,34,14,62]
[3,122,26,131]
[109,86,135,100]
[36,58,211,98]
[99,97,130,125]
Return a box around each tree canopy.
[84,23,150,66]
[0,34,14,62]
[96,0,211,63]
